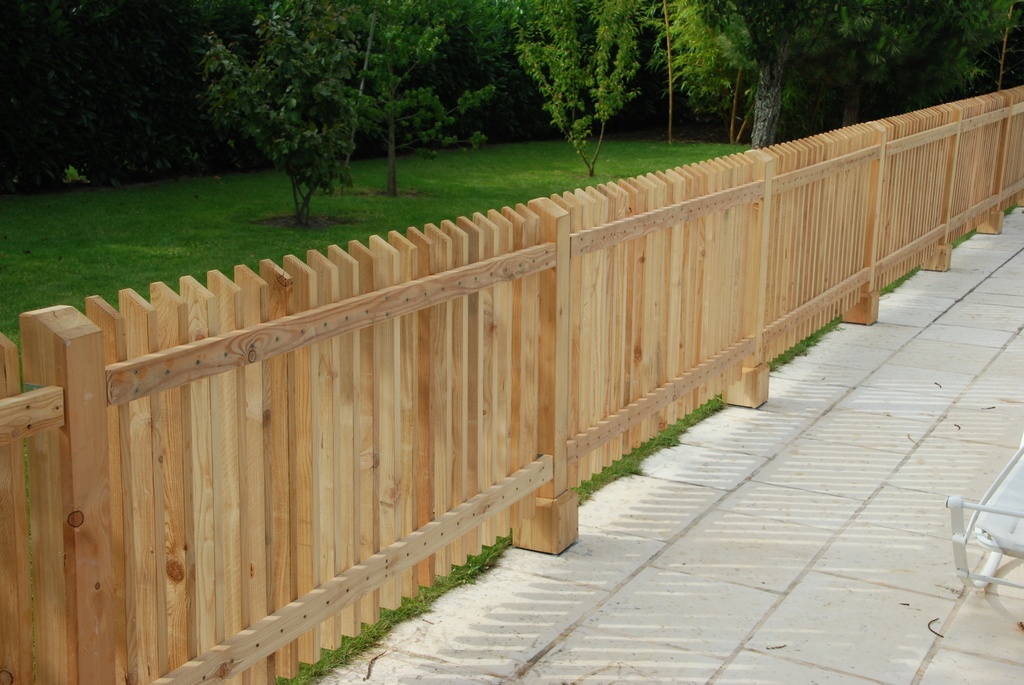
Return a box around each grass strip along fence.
[2,86,1024,685]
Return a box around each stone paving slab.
[323,211,1024,684]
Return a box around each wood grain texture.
[107,246,556,406]
[0,334,33,685]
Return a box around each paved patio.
[324,210,1024,685]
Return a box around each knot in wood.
[166,557,186,583]
[0,669,14,685]
[247,347,258,363]
[67,510,85,528]
[501,260,529,280]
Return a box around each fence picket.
[347,240,383,624]
[232,265,272,682]
[281,255,322,663]
[424,224,455,576]
[0,334,32,685]
[367,235,405,608]
[84,295,131,682]
[257,259,295,679]
[178,276,220,661]
[6,87,1024,685]
[386,230,421,599]
[119,289,163,684]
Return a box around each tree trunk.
[662,0,674,143]
[842,83,862,127]
[750,41,789,149]
[730,69,744,144]
[386,113,398,197]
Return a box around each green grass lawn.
[0,137,742,344]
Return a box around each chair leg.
[972,550,1004,589]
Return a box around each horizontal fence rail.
[2,86,1024,685]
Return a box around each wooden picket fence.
[3,86,1024,685]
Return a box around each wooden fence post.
[979,95,1012,234]
[724,152,773,409]
[0,334,33,685]
[844,123,888,324]
[924,104,963,271]
[513,197,578,555]
[20,306,114,685]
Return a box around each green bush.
[0,0,266,193]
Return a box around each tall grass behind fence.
[2,86,1024,685]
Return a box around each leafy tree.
[350,0,494,197]
[1,0,215,192]
[518,0,642,176]
[699,0,834,148]
[994,1,1024,89]
[667,0,754,143]
[203,0,359,225]
[415,0,551,145]
[801,0,1014,126]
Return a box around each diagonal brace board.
[151,454,553,685]
[107,244,556,405]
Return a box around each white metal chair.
[946,436,1024,591]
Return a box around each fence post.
[513,197,578,555]
[724,151,773,409]
[979,95,1012,234]
[924,105,963,271]
[20,306,114,685]
[0,334,32,685]
[845,123,888,324]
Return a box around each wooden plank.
[567,339,755,462]
[770,144,879,196]
[458,214,489,553]
[85,295,131,684]
[257,259,298,678]
[281,255,320,664]
[0,334,33,685]
[151,456,553,685]
[502,205,539,528]
[424,224,454,576]
[21,308,70,685]
[205,272,245,679]
[549,193,584,483]
[347,240,381,625]
[149,281,194,672]
[367,235,403,609]
[571,181,764,257]
[107,246,557,406]
[327,245,363,637]
[486,209,515,536]
[959,106,1008,133]
[656,171,684,430]
[20,306,115,684]
[231,265,272,683]
[119,289,162,684]
[305,250,342,649]
[178,276,219,660]
[528,196,571,499]
[386,231,420,599]
[0,385,63,443]
[402,229,436,589]
[439,220,470,567]
[883,121,959,156]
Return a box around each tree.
[203,0,359,225]
[668,0,754,143]
[350,0,493,197]
[700,0,833,148]
[518,0,642,176]
[800,0,1014,126]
